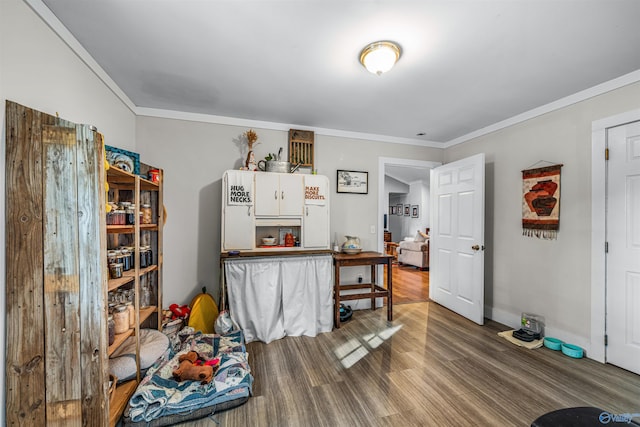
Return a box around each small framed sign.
[337,170,368,194]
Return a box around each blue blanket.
[126,329,253,423]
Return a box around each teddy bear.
[172,351,218,384]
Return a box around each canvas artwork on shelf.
[105,145,140,174]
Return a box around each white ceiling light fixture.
[359,41,402,76]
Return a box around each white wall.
[135,116,443,305]
[384,175,409,240]
[1,0,137,420]
[389,181,429,240]
[444,80,640,352]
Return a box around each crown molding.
[24,0,137,113]
[444,69,640,148]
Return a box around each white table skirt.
[224,255,333,343]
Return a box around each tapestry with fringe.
[522,164,562,239]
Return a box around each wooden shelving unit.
[109,380,138,427]
[106,163,163,425]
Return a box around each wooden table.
[333,251,393,328]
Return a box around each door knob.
[471,245,485,251]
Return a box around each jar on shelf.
[141,204,152,224]
[109,262,123,279]
[113,304,129,334]
[125,301,135,329]
[148,169,160,183]
[139,247,149,268]
[140,284,151,308]
[120,248,131,271]
[113,209,125,225]
[107,250,117,265]
[108,315,115,346]
[125,205,136,225]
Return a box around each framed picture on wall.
[404,204,410,216]
[389,206,396,215]
[396,204,403,216]
[411,205,419,218]
[337,170,368,194]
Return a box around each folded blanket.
[126,329,253,423]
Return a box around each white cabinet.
[302,174,330,248]
[255,173,303,216]
[223,204,255,250]
[222,170,329,251]
[222,170,255,250]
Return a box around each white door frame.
[591,108,640,363]
[377,157,442,254]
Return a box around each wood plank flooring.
[391,264,429,304]
[179,302,640,426]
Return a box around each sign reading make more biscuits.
[304,175,327,206]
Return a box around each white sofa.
[397,232,429,270]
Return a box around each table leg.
[387,258,393,321]
[370,264,376,310]
[334,262,341,329]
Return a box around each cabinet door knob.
[274,190,278,200]
[281,191,285,200]
[306,206,309,216]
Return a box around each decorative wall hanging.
[411,205,419,218]
[289,129,314,170]
[522,163,563,239]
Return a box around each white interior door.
[430,153,485,325]
[606,121,640,375]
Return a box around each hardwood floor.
[391,264,429,304]
[181,302,640,426]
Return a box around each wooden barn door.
[5,101,108,425]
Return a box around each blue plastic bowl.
[561,343,584,359]
[544,337,564,351]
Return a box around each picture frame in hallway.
[411,205,419,218]
[404,204,410,216]
[337,170,368,194]
[396,204,403,215]
[389,206,396,215]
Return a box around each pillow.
[414,230,427,242]
[109,328,170,382]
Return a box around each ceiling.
[36,0,640,145]
[385,165,429,186]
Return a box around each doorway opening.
[378,157,440,304]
